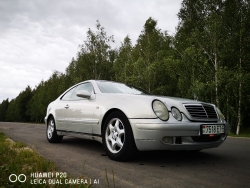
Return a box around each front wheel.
[46,117,63,143]
[102,111,137,161]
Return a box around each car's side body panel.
[62,99,97,134]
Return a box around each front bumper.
[129,117,230,151]
[44,116,48,125]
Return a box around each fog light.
[162,137,173,144]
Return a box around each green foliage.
[0,2,249,134]
[0,99,9,121]
[175,0,250,133]
[72,20,115,81]
[5,86,33,122]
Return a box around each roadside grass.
[229,132,250,138]
[0,132,90,188]
[229,127,250,138]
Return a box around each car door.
[55,86,77,131]
[64,82,97,134]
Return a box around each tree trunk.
[236,78,242,135]
[236,46,242,135]
[214,53,219,108]
[236,13,243,135]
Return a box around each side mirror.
[76,90,91,99]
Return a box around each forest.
[0,0,249,134]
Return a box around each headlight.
[171,107,182,121]
[152,100,169,121]
[216,107,225,120]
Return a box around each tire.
[102,111,137,161]
[46,116,63,143]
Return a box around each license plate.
[201,125,224,135]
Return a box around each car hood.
[96,93,217,121]
[100,93,212,107]
[153,95,200,103]
[151,95,216,112]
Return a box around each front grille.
[184,104,218,119]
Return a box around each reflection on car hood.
[152,95,200,103]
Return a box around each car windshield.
[96,81,150,95]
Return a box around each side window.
[70,82,93,100]
[61,87,76,101]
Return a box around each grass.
[229,127,250,138]
[0,131,90,188]
[229,132,250,138]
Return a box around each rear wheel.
[102,111,137,161]
[46,117,63,143]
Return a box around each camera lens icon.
[9,174,26,183]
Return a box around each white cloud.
[0,0,182,102]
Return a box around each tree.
[175,0,250,134]
[6,99,17,122]
[113,36,133,83]
[78,20,115,80]
[128,17,175,94]
[0,99,9,121]
[15,86,33,122]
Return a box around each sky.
[0,0,182,102]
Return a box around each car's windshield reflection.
[96,81,150,95]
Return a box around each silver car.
[45,80,230,161]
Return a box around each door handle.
[64,104,69,109]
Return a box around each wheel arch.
[101,108,138,160]
[101,108,129,134]
[47,114,54,125]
